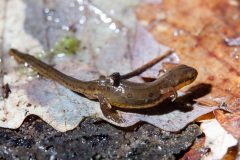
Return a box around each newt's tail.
[9,49,27,63]
[9,48,91,94]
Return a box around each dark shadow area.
[92,118,146,132]
[114,83,212,115]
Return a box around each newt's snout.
[170,64,198,90]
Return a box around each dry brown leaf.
[0,0,218,132]
[180,137,207,160]
[136,0,240,138]
[200,119,237,160]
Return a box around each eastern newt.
[9,49,198,122]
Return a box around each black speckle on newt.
[9,49,198,122]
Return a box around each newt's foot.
[109,72,121,87]
[98,94,124,123]
[170,87,178,102]
[160,87,178,102]
[101,106,125,123]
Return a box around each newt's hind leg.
[98,95,124,123]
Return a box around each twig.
[120,49,174,79]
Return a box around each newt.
[9,49,198,122]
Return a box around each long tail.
[9,49,90,93]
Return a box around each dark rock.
[0,115,201,160]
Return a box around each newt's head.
[168,64,198,90]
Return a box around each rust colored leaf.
[200,119,237,159]
[0,0,217,132]
[222,146,238,160]
[215,110,240,139]
[136,0,240,138]
[180,137,208,160]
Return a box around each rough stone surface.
[0,115,201,159]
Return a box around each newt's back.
[101,65,197,109]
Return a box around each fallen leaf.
[131,23,180,78]
[0,0,217,132]
[200,119,237,160]
[224,36,240,47]
[180,137,208,160]
[222,145,238,160]
[215,109,240,139]
[136,0,240,138]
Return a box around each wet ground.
[0,115,201,160]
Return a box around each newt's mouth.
[175,70,198,90]
[175,78,195,90]
[176,66,198,90]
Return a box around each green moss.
[53,35,81,55]
[19,35,81,76]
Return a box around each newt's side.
[9,49,197,121]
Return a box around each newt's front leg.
[98,94,124,123]
[160,87,178,102]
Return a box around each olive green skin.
[10,49,198,110]
[97,64,197,109]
